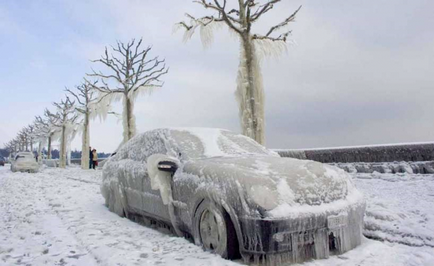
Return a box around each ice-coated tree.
[66,81,97,169]
[4,140,18,158]
[10,139,19,154]
[176,0,301,145]
[43,108,61,159]
[34,117,47,161]
[49,97,78,168]
[26,125,35,152]
[87,38,169,143]
[18,129,29,151]
[34,115,55,161]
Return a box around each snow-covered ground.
[0,165,433,266]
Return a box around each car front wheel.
[194,200,239,259]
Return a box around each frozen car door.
[140,132,171,221]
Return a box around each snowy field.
[0,165,433,266]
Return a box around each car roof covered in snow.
[115,128,278,161]
[165,127,277,159]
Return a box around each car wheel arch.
[191,195,244,258]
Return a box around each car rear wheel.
[194,200,239,259]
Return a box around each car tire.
[193,200,239,259]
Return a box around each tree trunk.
[236,35,265,145]
[47,135,52,159]
[81,113,90,169]
[123,96,136,143]
[38,142,42,163]
[60,125,66,168]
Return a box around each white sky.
[1,0,433,153]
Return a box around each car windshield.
[169,129,274,159]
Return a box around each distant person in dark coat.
[92,149,98,170]
[89,146,93,169]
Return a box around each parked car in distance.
[11,152,39,173]
[101,128,365,265]
[0,156,5,166]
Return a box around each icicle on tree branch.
[87,38,169,144]
[49,96,78,168]
[66,80,98,169]
[175,0,301,145]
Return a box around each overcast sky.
[1,0,433,153]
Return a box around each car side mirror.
[157,161,178,173]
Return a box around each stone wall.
[275,143,434,163]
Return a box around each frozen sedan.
[11,152,39,173]
[101,128,365,264]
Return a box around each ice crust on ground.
[354,173,434,248]
[1,166,433,265]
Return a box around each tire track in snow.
[38,168,238,266]
[0,169,99,266]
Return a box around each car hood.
[182,156,352,209]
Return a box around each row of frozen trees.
[4,39,168,169]
[4,0,301,166]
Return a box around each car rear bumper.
[237,201,365,263]
[13,164,39,172]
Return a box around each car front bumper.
[237,202,365,264]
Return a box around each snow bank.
[353,173,434,248]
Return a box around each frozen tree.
[43,108,61,159]
[4,140,19,159]
[26,125,35,152]
[49,97,78,168]
[87,39,169,143]
[66,81,98,169]
[18,129,29,151]
[33,117,47,161]
[34,115,56,161]
[11,139,20,154]
[176,0,301,144]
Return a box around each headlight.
[247,184,279,211]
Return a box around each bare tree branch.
[251,0,281,22]
[265,5,301,37]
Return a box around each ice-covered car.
[11,152,39,173]
[101,128,365,264]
